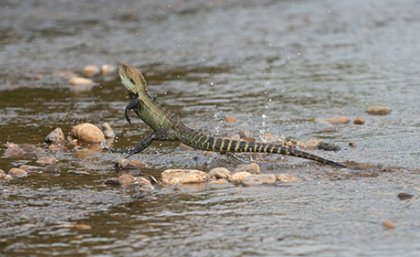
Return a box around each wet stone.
[101,122,115,139]
[353,117,365,125]
[118,174,135,187]
[241,174,277,186]
[276,173,298,183]
[19,165,42,173]
[229,171,252,184]
[322,116,351,125]
[36,156,58,165]
[233,163,260,174]
[161,169,209,185]
[68,77,96,86]
[48,144,68,152]
[367,106,391,116]
[397,192,414,201]
[101,64,116,76]
[133,176,155,192]
[224,115,238,123]
[383,220,397,229]
[3,142,25,158]
[83,65,100,77]
[317,141,341,152]
[115,159,145,170]
[209,178,229,185]
[0,169,6,180]
[208,167,231,180]
[104,177,121,186]
[44,163,60,173]
[71,123,106,143]
[8,168,28,178]
[45,127,65,144]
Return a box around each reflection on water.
[1,0,420,256]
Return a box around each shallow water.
[1,0,419,256]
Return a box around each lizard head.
[118,63,148,96]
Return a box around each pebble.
[209,178,229,185]
[19,165,42,173]
[321,116,351,125]
[3,142,25,158]
[161,169,209,185]
[8,168,28,178]
[0,169,6,180]
[115,159,145,170]
[71,123,106,143]
[45,127,65,144]
[101,64,116,76]
[353,117,365,125]
[36,156,58,165]
[298,139,321,150]
[397,192,414,201]
[44,163,60,173]
[208,167,231,180]
[68,77,97,87]
[241,174,277,186]
[224,115,238,123]
[101,122,115,139]
[367,106,391,116]
[233,162,260,174]
[118,174,135,187]
[317,141,341,152]
[229,171,252,184]
[83,65,100,77]
[276,173,298,183]
[383,220,397,229]
[48,144,68,152]
[133,176,155,192]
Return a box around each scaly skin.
[118,63,345,167]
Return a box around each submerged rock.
[3,142,25,158]
[233,163,260,174]
[118,174,135,187]
[209,167,231,180]
[229,171,252,184]
[353,117,365,125]
[161,169,209,185]
[224,115,238,123]
[115,159,145,170]
[383,220,397,229]
[45,127,65,144]
[241,174,276,186]
[71,123,105,143]
[8,168,28,178]
[321,116,351,125]
[36,156,58,165]
[367,106,391,115]
[101,122,115,139]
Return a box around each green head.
[118,63,148,96]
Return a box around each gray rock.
[45,127,65,144]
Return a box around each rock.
[298,139,321,150]
[161,169,209,185]
[36,156,58,165]
[45,127,65,144]
[73,224,92,230]
[397,192,414,200]
[321,116,351,125]
[224,115,238,123]
[115,159,145,170]
[229,171,252,184]
[353,117,365,125]
[8,168,28,178]
[0,169,6,180]
[276,173,298,183]
[83,65,100,77]
[209,167,231,180]
[317,141,341,152]
[71,123,105,143]
[133,176,155,192]
[241,174,277,186]
[233,163,260,174]
[209,178,229,185]
[348,142,357,148]
[383,220,397,229]
[68,77,97,86]
[367,106,391,116]
[44,163,60,173]
[19,165,42,173]
[239,129,255,142]
[48,144,68,152]
[118,174,135,187]
[101,122,115,139]
[101,64,116,76]
[3,142,25,158]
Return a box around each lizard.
[116,63,345,168]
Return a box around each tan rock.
[224,115,238,123]
[229,171,252,184]
[71,123,105,143]
[101,64,116,76]
[68,77,96,86]
[383,220,397,229]
[101,122,115,139]
[118,174,135,187]
[161,169,209,185]
[19,165,42,173]
[367,106,391,116]
[3,142,25,158]
[8,168,28,178]
[298,139,321,150]
[73,224,92,230]
[209,167,231,180]
[0,169,6,180]
[241,174,277,186]
[115,159,145,170]
[321,116,350,125]
[353,117,365,125]
[233,162,260,174]
[209,178,229,185]
[276,173,298,183]
[83,65,100,77]
[36,156,58,165]
[45,127,65,144]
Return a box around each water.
[1,0,419,256]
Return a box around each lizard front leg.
[124,98,140,124]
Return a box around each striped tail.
[180,129,345,167]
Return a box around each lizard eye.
[129,78,135,84]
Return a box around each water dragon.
[116,63,345,168]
